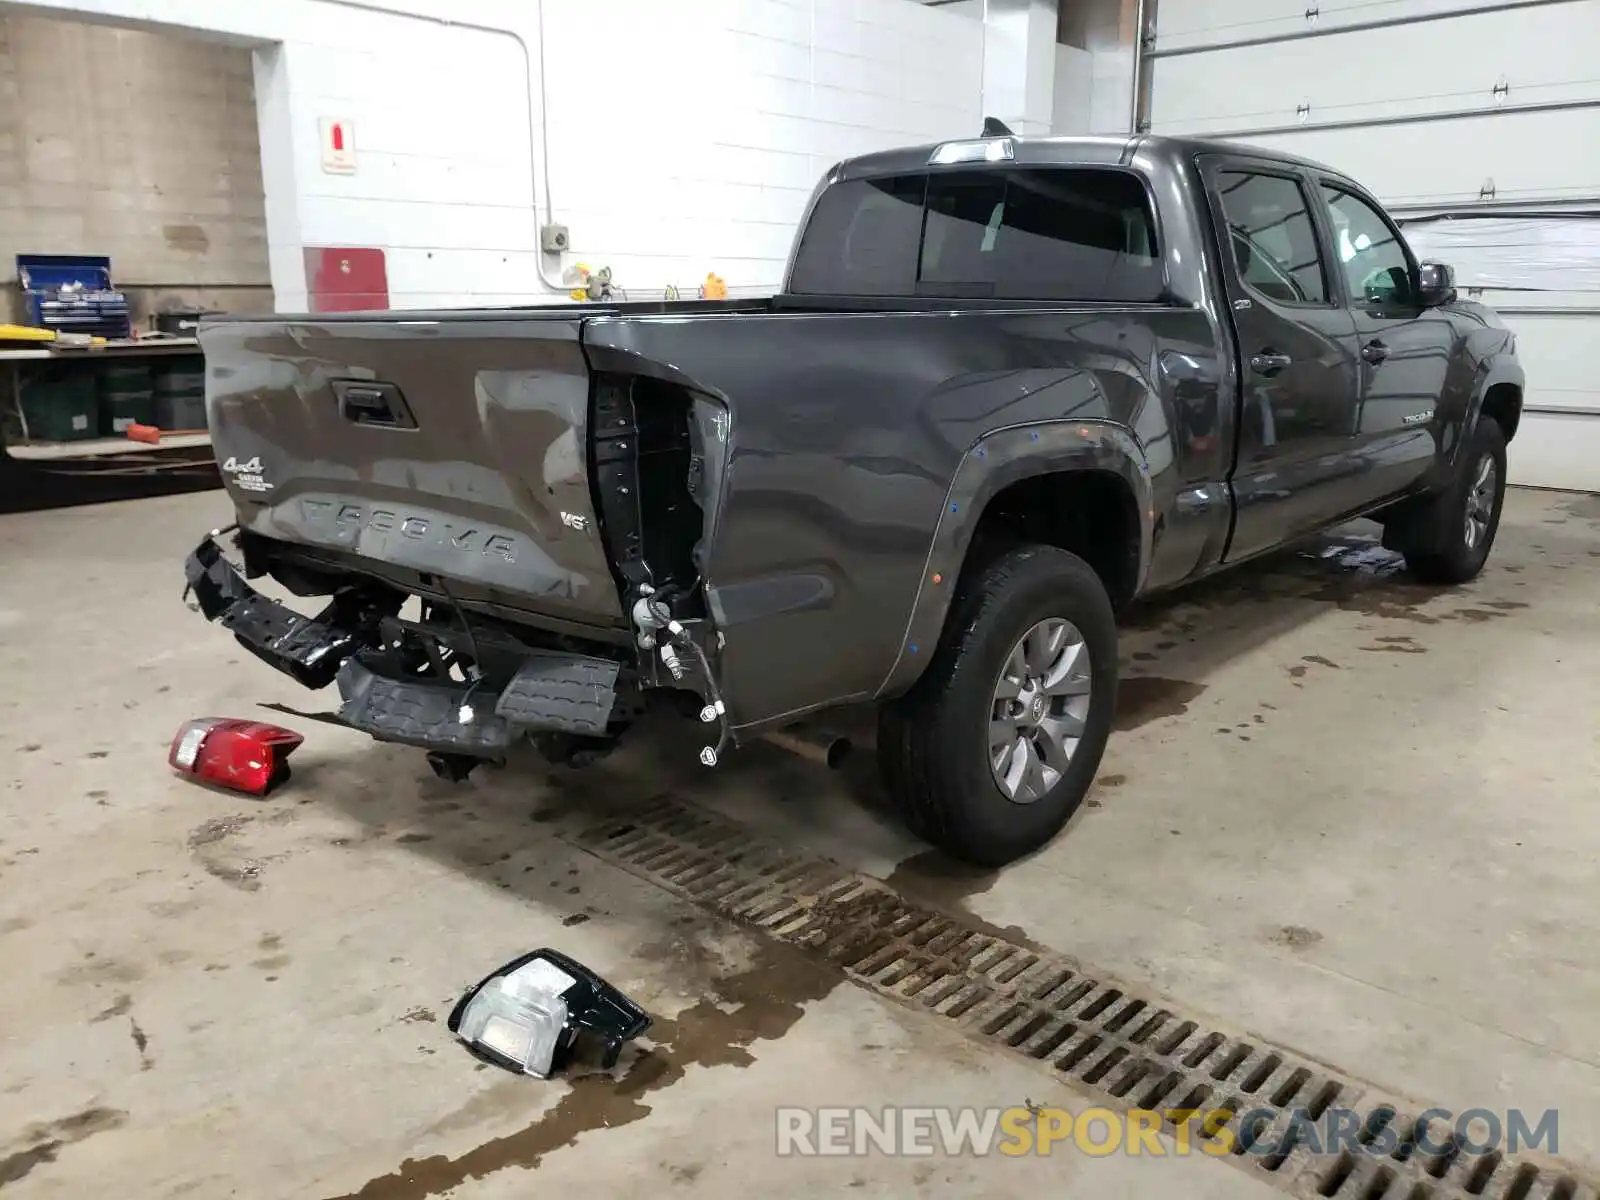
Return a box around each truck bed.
[200,296,1218,728]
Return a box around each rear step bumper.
[184,534,623,757]
[184,535,363,690]
[336,652,621,755]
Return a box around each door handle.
[1361,339,1389,364]
[332,379,416,428]
[1249,351,1292,377]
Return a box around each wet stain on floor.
[883,851,1047,954]
[186,814,275,892]
[0,1106,127,1188]
[1270,925,1324,949]
[1113,676,1206,730]
[130,1017,153,1071]
[1558,492,1600,521]
[885,849,999,909]
[199,859,267,892]
[326,941,838,1200]
[1363,635,1427,654]
[55,955,143,988]
[90,992,134,1023]
[187,815,252,847]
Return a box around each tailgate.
[199,315,623,627]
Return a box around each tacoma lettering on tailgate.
[298,500,518,563]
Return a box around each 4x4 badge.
[220,455,274,493]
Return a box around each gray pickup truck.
[185,129,1523,865]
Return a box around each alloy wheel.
[988,617,1094,804]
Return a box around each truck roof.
[834,131,1348,184]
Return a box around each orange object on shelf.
[701,273,728,301]
[127,423,162,444]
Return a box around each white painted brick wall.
[3,0,984,310]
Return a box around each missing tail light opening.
[169,718,305,796]
[591,374,717,616]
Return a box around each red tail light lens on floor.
[169,718,304,796]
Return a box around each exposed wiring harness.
[435,576,488,723]
[630,584,731,765]
[679,632,731,766]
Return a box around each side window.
[990,169,1161,302]
[1214,171,1328,305]
[788,174,926,296]
[1320,183,1414,306]
[919,168,1164,302]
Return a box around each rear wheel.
[878,545,1117,866]
[1402,418,1508,584]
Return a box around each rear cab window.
[788,166,1164,302]
[789,175,926,296]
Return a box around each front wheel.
[878,545,1118,867]
[1403,418,1508,585]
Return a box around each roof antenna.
[982,117,1014,137]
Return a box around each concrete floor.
[1,487,1597,1198]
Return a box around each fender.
[1463,353,1525,451]
[873,419,1155,700]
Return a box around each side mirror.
[1418,261,1456,307]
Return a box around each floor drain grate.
[556,793,1592,1200]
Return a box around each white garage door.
[1147,0,1600,491]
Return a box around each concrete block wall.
[1052,42,1094,134]
[904,1,1127,139]
[0,12,271,324]
[3,0,986,310]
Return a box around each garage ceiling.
[1146,0,1600,492]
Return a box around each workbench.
[0,336,208,455]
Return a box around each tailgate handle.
[334,380,415,428]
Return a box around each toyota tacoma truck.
[184,129,1523,866]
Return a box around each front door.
[1202,158,1362,562]
[1315,179,1456,506]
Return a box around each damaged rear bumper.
[183,535,624,758]
[184,534,364,689]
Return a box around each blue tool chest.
[15,253,132,339]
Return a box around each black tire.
[878,545,1117,866]
[1403,418,1508,585]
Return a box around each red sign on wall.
[319,117,356,174]
[304,247,389,313]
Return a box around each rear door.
[200,315,626,629]
[1201,155,1363,561]
[1314,178,1456,505]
